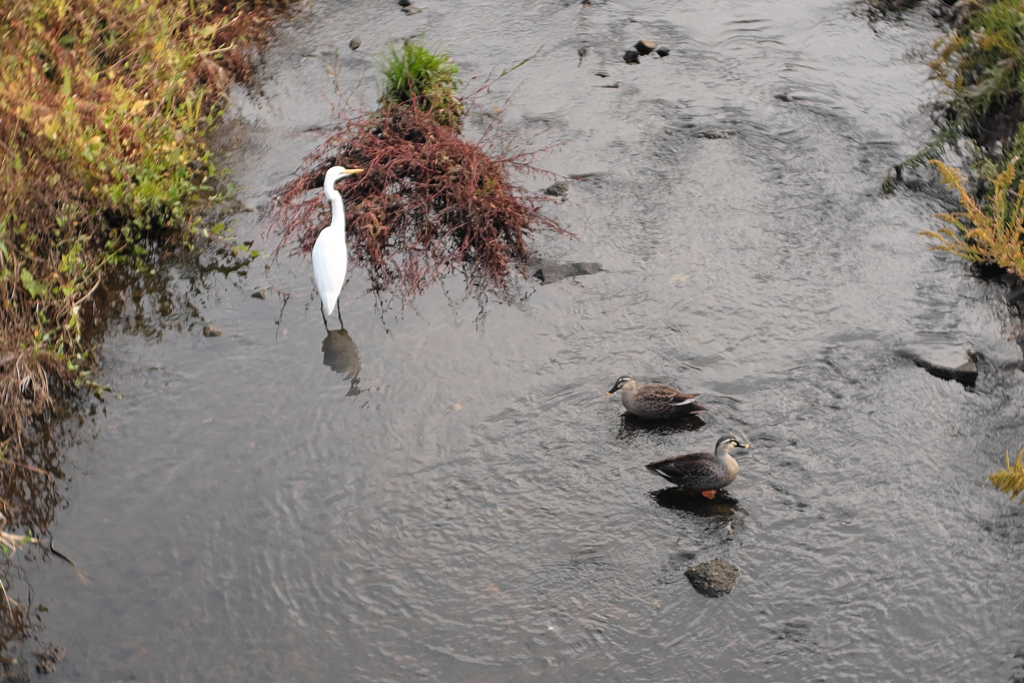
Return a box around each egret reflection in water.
[321,328,361,394]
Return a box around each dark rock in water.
[623,49,640,64]
[349,38,361,51]
[656,46,670,57]
[595,70,610,78]
[202,325,223,338]
[533,262,602,284]
[1008,280,1024,312]
[544,180,569,197]
[398,0,411,5]
[685,558,738,598]
[897,345,978,387]
[251,288,268,299]
[635,39,657,55]
[34,646,65,674]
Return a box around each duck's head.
[607,376,637,395]
[715,435,751,456]
[324,165,364,190]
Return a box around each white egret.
[313,165,363,328]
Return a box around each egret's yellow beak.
[343,168,364,175]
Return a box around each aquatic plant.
[272,41,564,302]
[989,448,1024,503]
[0,0,276,451]
[920,158,1024,276]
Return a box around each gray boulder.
[685,558,738,598]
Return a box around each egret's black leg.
[321,304,329,332]
[337,304,344,329]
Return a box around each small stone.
[595,70,610,77]
[685,558,738,598]
[544,180,569,197]
[202,325,223,338]
[398,0,411,5]
[655,46,670,57]
[533,262,603,284]
[251,289,268,299]
[635,39,657,55]
[402,5,423,13]
[349,38,361,51]
[623,49,640,64]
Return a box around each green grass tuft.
[377,40,462,127]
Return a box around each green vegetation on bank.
[0,0,273,450]
[915,0,1024,501]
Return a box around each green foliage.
[920,158,1024,275]
[929,0,1024,120]
[377,40,463,127]
[0,0,275,448]
[990,448,1024,502]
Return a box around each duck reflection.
[321,328,361,395]
[616,412,705,441]
[650,487,739,517]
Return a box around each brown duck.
[607,375,707,419]
[645,435,750,498]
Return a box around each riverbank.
[0,1,277,452]
[898,0,1024,494]
[0,0,285,619]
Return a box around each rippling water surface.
[27,0,1024,680]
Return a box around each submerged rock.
[533,262,602,284]
[33,646,65,675]
[635,39,657,55]
[897,345,978,387]
[544,180,569,197]
[349,37,361,51]
[623,49,640,64]
[401,5,423,14]
[656,46,670,57]
[398,0,411,5]
[202,324,223,338]
[251,288,268,299]
[685,558,738,598]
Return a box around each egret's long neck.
[325,183,346,236]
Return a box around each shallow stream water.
[21,0,1024,680]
